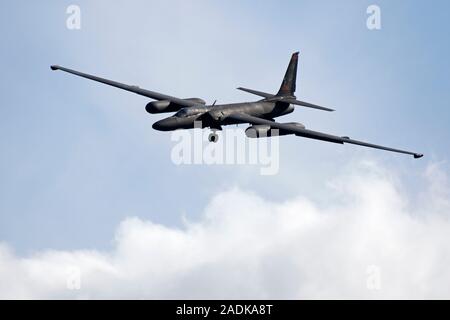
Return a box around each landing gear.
[208,124,222,143]
[208,131,219,143]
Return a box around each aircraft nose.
[152,117,178,131]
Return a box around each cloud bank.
[1,160,449,299]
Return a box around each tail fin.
[277,52,299,97]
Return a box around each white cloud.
[1,160,450,299]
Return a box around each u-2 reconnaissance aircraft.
[51,52,423,158]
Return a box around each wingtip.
[414,153,424,159]
[50,65,60,71]
[293,51,300,56]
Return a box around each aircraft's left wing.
[227,113,423,159]
[50,65,201,108]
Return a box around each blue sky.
[0,0,449,258]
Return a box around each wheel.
[208,132,219,143]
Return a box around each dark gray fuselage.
[152,100,294,131]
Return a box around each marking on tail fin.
[277,52,299,97]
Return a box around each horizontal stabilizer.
[237,87,333,112]
[268,96,335,112]
[237,87,274,98]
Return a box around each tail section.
[237,51,334,112]
[277,52,299,97]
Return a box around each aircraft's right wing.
[226,113,423,159]
[50,65,201,108]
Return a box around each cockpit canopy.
[175,106,207,118]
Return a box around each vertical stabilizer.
[277,52,299,97]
